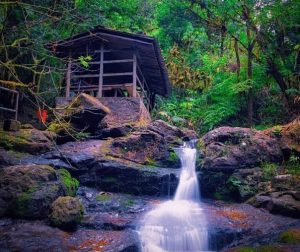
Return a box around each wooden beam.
[133,52,137,97]
[95,32,153,45]
[66,56,72,98]
[72,74,100,78]
[0,107,16,113]
[94,48,133,53]
[70,85,98,89]
[103,59,134,64]
[0,86,19,120]
[97,43,104,98]
[84,59,133,64]
[102,72,133,77]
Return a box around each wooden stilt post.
[66,54,72,98]
[97,43,104,98]
[132,52,137,97]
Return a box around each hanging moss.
[57,169,79,197]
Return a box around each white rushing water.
[138,142,208,252]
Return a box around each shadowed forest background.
[1,0,300,133]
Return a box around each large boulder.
[201,167,264,202]
[0,128,55,154]
[200,126,288,202]
[202,127,284,171]
[49,196,84,230]
[67,93,110,132]
[50,94,110,143]
[248,191,300,218]
[0,165,77,219]
[51,93,110,142]
[99,97,150,130]
[111,129,168,165]
[110,120,197,167]
[264,117,300,155]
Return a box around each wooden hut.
[47,26,171,111]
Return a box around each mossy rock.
[57,169,79,197]
[0,128,54,154]
[0,131,28,150]
[12,192,32,218]
[279,228,300,244]
[0,165,65,219]
[49,196,84,230]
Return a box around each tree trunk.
[246,18,254,127]
[267,58,291,108]
[220,22,226,56]
[234,38,240,80]
[247,50,253,127]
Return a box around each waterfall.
[138,142,208,252]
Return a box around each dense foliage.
[0,0,299,133]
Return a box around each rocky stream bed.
[1,186,300,251]
[0,95,300,251]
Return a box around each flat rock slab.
[0,220,138,252]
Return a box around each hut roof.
[46,26,171,96]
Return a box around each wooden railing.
[65,47,151,110]
[0,86,19,120]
